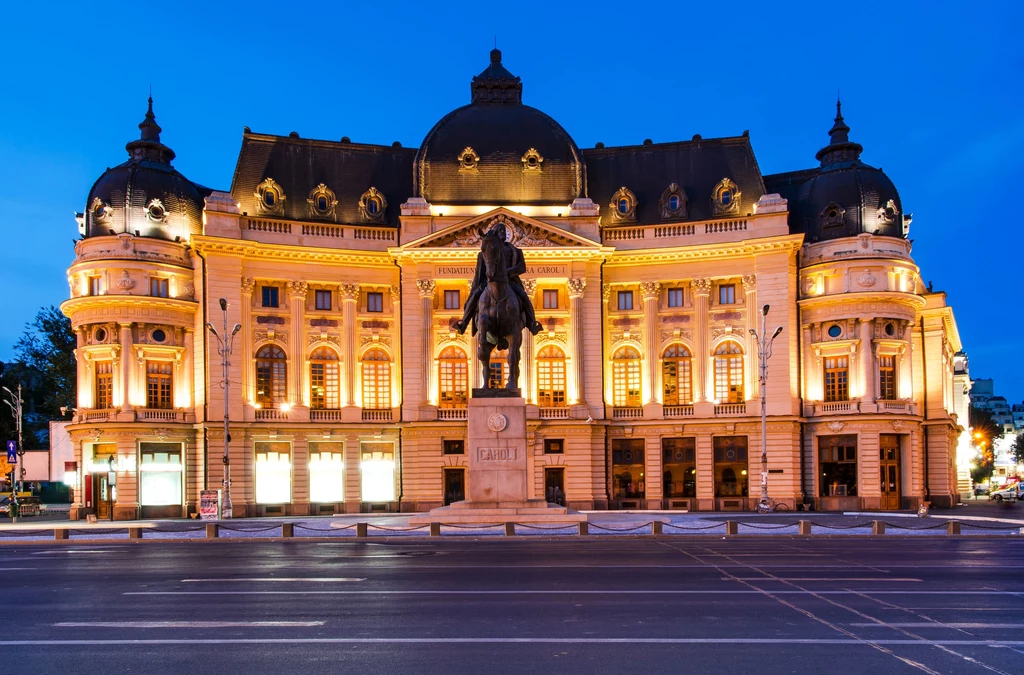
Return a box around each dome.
[795,102,905,243]
[414,50,585,205]
[83,98,208,241]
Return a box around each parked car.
[0,495,42,516]
[974,485,991,497]
[989,483,1022,503]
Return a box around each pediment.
[403,208,599,250]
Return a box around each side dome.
[414,49,585,205]
[796,102,905,243]
[83,98,208,241]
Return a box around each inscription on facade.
[476,447,519,461]
[435,264,568,278]
[256,316,287,325]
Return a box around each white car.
[989,483,1022,502]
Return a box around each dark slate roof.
[583,136,766,224]
[230,132,417,226]
[763,168,817,236]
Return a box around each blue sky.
[0,0,1020,402]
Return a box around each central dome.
[414,49,585,205]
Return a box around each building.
[61,50,966,519]
[971,378,1015,433]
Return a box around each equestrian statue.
[453,220,543,391]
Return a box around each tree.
[1013,433,1024,466]
[969,406,1002,484]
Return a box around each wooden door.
[879,436,901,510]
[95,474,112,520]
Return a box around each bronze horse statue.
[475,226,525,390]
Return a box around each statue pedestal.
[409,394,586,525]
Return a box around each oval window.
[95,327,107,342]
[316,195,328,212]
[152,329,167,343]
[669,195,680,210]
[264,191,276,207]
[618,198,630,214]
[148,204,164,220]
[367,199,379,215]
[721,190,732,205]
[827,325,842,338]
[884,322,895,337]
[827,208,838,219]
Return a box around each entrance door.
[544,468,565,506]
[443,468,465,506]
[94,474,113,520]
[879,435,901,510]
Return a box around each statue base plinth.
[472,387,522,398]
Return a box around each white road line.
[850,623,1024,629]
[52,621,325,628]
[0,568,35,571]
[4,638,1024,646]
[123,590,1024,596]
[181,578,365,583]
[29,550,112,555]
[727,577,923,582]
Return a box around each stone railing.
[664,405,694,418]
[301,223,344,238]
[310,409,344,422]
[438,408,467,420]
[811,401,861,415]
[879,400,913,414]
[714,403,746,416]
[362,409,393,422]
[539,407,570,419]
[353,227,396,241]
[246,218,292,234]
[612,407,643,419]
[255,408,289,421]
[78,409,115,423]
[604,217,750,245]
[137,408,185,422]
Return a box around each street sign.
[5,441,15,464]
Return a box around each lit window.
[662,344,692,405]
[668,288,683,308]
[367,292,383,313]
[150,278,168,298]
[261,286,279,308]
[255,442,291,504]
[146,361,173,409]
[714,436,748,497]
[315,289,332,311]
[438,346,468,409]
[309,347,340,410]
[308,442,344,503]
[444,290,461,310]
[139,443,183,508]
[543,289,558,309]
[360,443,395,502]
[824,356,849,402]
[537,346,566,407]
[255,345,287,408]
[719,284,735,304]
[714,341,744,403]
[617,291,633,311]
[879,356,897,400]
[819,436,857,497]
[488,349,509,389]
[361,348,391,410]
[89,277,102,296]
[612,346,642,408]
[94,361,113,409]
[612,439,645,498]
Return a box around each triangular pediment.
[402,208,599,250]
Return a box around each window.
[315,290,332,311]
[617,290,634,311]
[668,288,684,308]
[438,346,468,408]
[261,286,279,308]
[488,349,509,389]
[150,278,168,298]
[361,348,391,410]
[714,341,744,403]
[444,290,461,310]
[537,346,566,407]
[542,289,558,309]
[663,438,696,498]
[827,324,842,338]
[146,361,173,409]
[309,347,340,410]
[443,440,465,455]
[819,435,857,497]
[612,439,645,499]
[367,292,384,313]
[95,361,113,409]
[720,190,732,206]
[612,346,642,408]
[662,344,692,405]
[668,194,680,211]
[308,442,344,503]
[263,190,277,207]
[139,443,183,507]
[718,284,735,305]
[255,441,291,504]
[255,345,287,408]
[714,436,748,497]
[824,356,849,402]
[89,276,102,296]
[360,442,395,502]
[879,356,897,400]
[618,198,630,214]
[884,322,896,337]
[544,439,564,454]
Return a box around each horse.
[476,227,524,390]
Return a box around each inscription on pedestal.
[476,447,519,461]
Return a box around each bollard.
[281,523,294,538]
[946,521,961,536]
[652,521,663,536]
[798,520,812,536]
[871,520,886,536]
[54,528,68,541]
[725,521,738,535]
[429,522,441,537]
[356,522,368,538]
[578,521,589,536]
[128,527,143,540]
[206,523,219,539]
[504,522,516,537]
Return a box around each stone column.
[567,278,587,405]
[742,275,757,399]
[339,284,360,406]
[75,327,87,409]
[182,328,194,409]
[118,322,134,411]
[860,318,876,409]
[692,279,712,401]
[521,280,537,403]
[287,282,308,406]
[639,282,661,404]
[240,278,255,403]
[416,280,436,404]
[389,285,402,408]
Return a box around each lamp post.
[749,304,783,510]
[206,298,241,519]
[2,384,24,521]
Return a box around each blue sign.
[5,440,15,464]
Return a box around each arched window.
[256,345,287,408]
[361,348,391,410]
[537,346,567,407]
[309,346,340,410]
[612,346,642,408]
[488,349,509,389]
[439,346,468,408]
[662,344,692,405]
[714,341,744,404]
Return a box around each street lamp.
[749,304,783,511]
[206,298,241,519]
[2,384,24,521]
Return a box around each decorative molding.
[362,320,391,330]
[661,329,692,343]
[521,148,543,172]
[567,278,587,299]
[307,333,339,347]
[254,177,285,216]
[819,202,846,228]
[90,197,113,225]
[256,316,286,325]
[145,198,166,223]
[416,279,436,298]
[287,281,309,299]
[458,147,479,172]
[609,187,638,223]
[358,187,387,224]
[339,284,360,301]
[115,270,135,293]
[521,279,538,295]
[360,335,392,348]
[536,331,568,345]
[639,281,661,300]
[661,314,692,324]
[877,199,899,225]
[659,183,688,220]
[307,183,337,220]
[826,421,845,433]
[891,420,906,431]
[857,271,876,288]
[741,274,756,292]
[240,277,256,294]
[254,330,287,345]
[691,278,712,296]
[602,284,612,301]
[389,285,401,303]
[308,318,339,328]
[436,331,468,346]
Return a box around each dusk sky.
[0,0,1020,402]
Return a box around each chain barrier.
[69,528,125,535]
[366,524,430,532]
[151,525,206,533]
[958,522,1022,531]
[512,523,579,531]
[662,521,727,532]
[737,522,799,530]
[218,525,281,533]
[294,523,352,532]
[0,529,51,537]
[587,523,650,533]
[441,523,504,530]
[813,522,874,530]
[885,521,949,531]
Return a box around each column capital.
[521,278,538,295]
[601,284,612,301]
[389,285,401,303]
[241,277,256,295]
[639,281,660,300]
[416,279,436,298]
[287,281,309,300]
[567,278,587,299]
[339,283,360,301]
[741,274,756,292]
[692,278,712,296]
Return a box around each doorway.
[879,434,901,510]
[94,473,114,520]
[545,467,565,506]
[443,468,465,506]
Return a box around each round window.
[827,208,838,219]
[827,325,842,338]
[151,328,167,343]
[94,327,107,342]
[527,157,537,168]
[148,204,164,220]
[884,322,896,337]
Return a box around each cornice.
[191,236,393,268]
[61,295,199,318]
[602,234,803,266]
[798,291,926,310]
[391,247,614,262]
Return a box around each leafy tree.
[968,406,1002,484]
[1013,433,1024,466]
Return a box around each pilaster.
[340,284,359,407]
[567,277,587,406]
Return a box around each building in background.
[60,51,966,519]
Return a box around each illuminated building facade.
[61,50,964,519]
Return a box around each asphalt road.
[2,538,1024,674]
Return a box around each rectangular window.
[543,289,558,309]
[360,442,395,502]
[719,284,735,304]
[879,356,897,400]
[308,442,344,503]
[544,439,564,455]
[139,443,183,507]
[713,436,748,498]
[150,278,169,298]
[819,435,857,497]
[824,356,849,402]
[254,441,292,504]
[315,289,332,311]
[89,276,102,296]
[367,292,384,313]
[668,288,684,308]
[663,438,696,498]
[444,289,461,310]
[95,361,113,409]
[443,440,465,455]
[617,290,633,311]
[611,439,645,499]
[261,286,279,308]
[146,361,173,409]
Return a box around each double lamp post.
[749,304,783,510]
[207,298,241,519]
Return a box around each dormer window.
[307,183,337,219]
[659,183,688,220]
[609,187,637,223]
[458,147,479,172]
[358,187,388,224]
[669,195,680,210]
[720,191,732,205]
[618,199,629,213]
[820,202,845,228]
[711,178,741,216]
[146,198,166,223]
[255,178,286,216]
[521,148,543,172]
[878,199,899,224]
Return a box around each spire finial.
[815,96,861,165]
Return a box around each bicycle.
[754,497,790,513]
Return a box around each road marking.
[181,578,365,583]
[727,577,923,582]
[4,638,1024,646]
[123,590,1024,596]
[0,568,34,571]
[30,550,112,555]
[52,621,325,629]
[851,623,1024,629]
